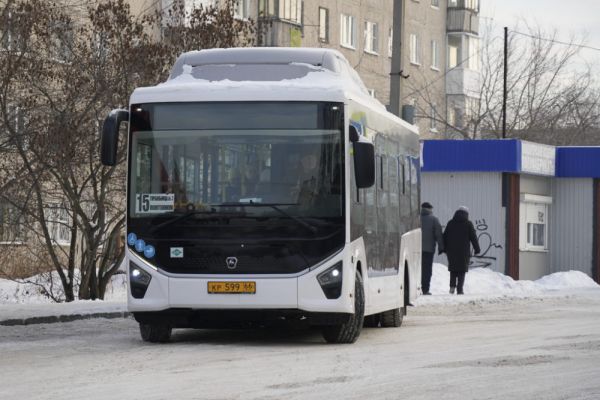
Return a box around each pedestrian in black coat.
[420,202,444,295]
[442,206,481,295]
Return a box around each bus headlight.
[130,261,152,299]
[317,261,343,299]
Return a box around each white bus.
[101,48,421,343]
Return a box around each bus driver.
[292,152,320,206]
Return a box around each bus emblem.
[226,257,238,269]
[170,247,184,258]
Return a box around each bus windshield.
[128,102,344,234]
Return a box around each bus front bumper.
[126,250,355,315]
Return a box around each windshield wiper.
[211,202,318,234]
[149,209,231,234]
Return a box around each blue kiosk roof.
[556,147,600,178]
[422,139,521,173]
[422,140,600,178]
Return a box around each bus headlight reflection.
[130,261,152,299]
[317,261,343,299]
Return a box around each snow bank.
[0,272,127,304]
[417,263,600,306]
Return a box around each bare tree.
[411,21,600,144]
[0,0,264,301]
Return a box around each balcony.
[447,0,480,12]
[447,8,479,35]
[446,67,480,98]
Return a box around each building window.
[46,204,71,246]
[448,107,455,127]
[520,194,552,252]
[6,103,23,135]
[465,97,479,127]
[448,0,458,6]
[430,104,437,131]
[318,7,329,42]
[431,40,439,70]
[52,21,74,62]
[467,36,480,71]
[0,202,24,243]
[4,103,28,150]
[431,0,440,7]
[234,0,249,19]
[93,32,108,62]
[340,14,357,49]
[259,0,302,24]
[279,0,302,24]
[448,35,460,68]
[448,106,463,128]
[1,8,25,52]
[409,33,420,65]
[364,21,379,54]
[368,88,376,98]
[388,28,393,57]
[465,0,479,11]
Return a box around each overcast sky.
[480,0,600,70]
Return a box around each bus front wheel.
[139,323,172,343]
[322,273,365,344]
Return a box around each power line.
[510,30,600,53]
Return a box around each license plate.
[208,281,256,294]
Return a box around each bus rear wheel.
[380,274,407,328]
[322,273,364,344]
[139,323,172,343]
[380,307,403,327]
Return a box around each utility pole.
[502,26,508,138]
[389,0,404,117]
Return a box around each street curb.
[0,311,132,326]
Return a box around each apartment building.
[129,0,481,137]
[445,0,481,137]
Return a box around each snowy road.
[1,291,600,400]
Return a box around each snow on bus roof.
[130,47,386,109]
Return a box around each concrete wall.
[401,0,447,138]
[550,178,594,276]
[519,175,552,280]
[421,172,505,272]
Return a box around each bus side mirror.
[349,125,360,143]
[101,109,129,166]
[353,139,375,188]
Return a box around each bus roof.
[130,47,387,110]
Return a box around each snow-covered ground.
[1,263,599,399]
[2,281,600,400]
[416,263,600,306]
[0,272,127,322]
[0,271,127,304]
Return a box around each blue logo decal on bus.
[127,233,137,246]
[350,120,363,136]
[135,239,146,253]
[144,245,156,258]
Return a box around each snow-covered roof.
[130,47,385,109]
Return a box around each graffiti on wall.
[469,218,503,268]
